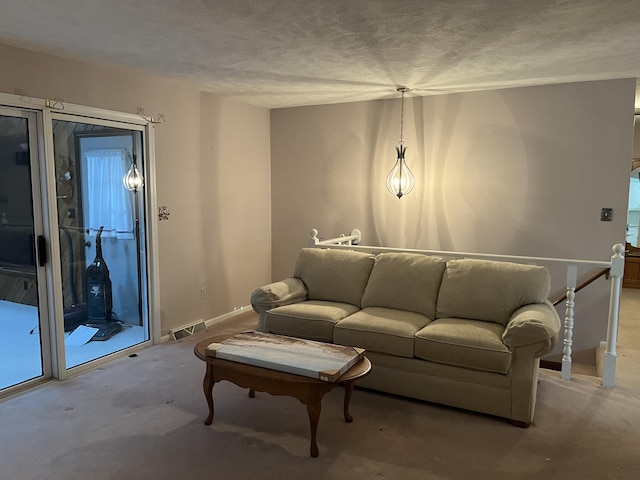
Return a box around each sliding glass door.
[0,108,49,390]
[0,96,155,395]
[51,114,150,369]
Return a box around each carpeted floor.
[1,292,640,480]
[0,300,147,389]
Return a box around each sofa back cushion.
[361,253,446,319]
[436,259,550,326]
[293,248,375,307]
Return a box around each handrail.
[311,236,611,268]
[308,228,625,388]
[309,228,361,247]
[552,268,610,306]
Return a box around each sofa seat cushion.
[436,259,551,326]
[334,307,431,358]
[264,300,359,342]
[415,318,511,374]
[361,252,446,319]
[293,248,375,307]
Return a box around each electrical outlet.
[200,287,207,300]
[601,208,613,222]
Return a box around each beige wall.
[271,79,636,361]
[197,93,271,320]
[0,43,271,335]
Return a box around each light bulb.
[386,145,415,199]
[123,163,144,192]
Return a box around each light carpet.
[1,304,639,480]
[0,300,147,389]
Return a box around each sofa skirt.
[355,351,521,422]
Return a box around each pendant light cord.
[399,88,405,146]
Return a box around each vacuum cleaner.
[83,226,121,341]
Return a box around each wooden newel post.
[602,243,625,388]
[561,264,578,380]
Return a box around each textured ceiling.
[0,0,639,109]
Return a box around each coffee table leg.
[343,381,354,423]
[306,400,321,457]
[203,364,215,425]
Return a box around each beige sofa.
[250,248,561,427]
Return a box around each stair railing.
[309,228,361,247]
[308,228,625,388]
[551,268,610,307]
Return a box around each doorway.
[627,115,640,247]
[0,96,157,395]
[0,107,49,390]
[52,116,150,369]
[624,115,640,288]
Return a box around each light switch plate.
[601,208,613,222]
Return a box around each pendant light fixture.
[386,87,415,199]
[123,154,144,192]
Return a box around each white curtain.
[84,149,134,240]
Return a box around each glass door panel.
[0,110,45,390]
[52,117,149,369]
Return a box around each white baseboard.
[160,305,252,343]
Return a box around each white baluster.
[562,265,578,380]
[309,228,319,247]
[602,243,625,388]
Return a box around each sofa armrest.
[502,300,561,355]
[251,277,308,307]
[250,277,308,331]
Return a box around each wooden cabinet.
[623,242,640,288]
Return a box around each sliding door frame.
[0,105,53,391]
[0,92,161,382]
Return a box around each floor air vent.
[170,321,207,340]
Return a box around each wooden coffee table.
[194,333,371,457]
